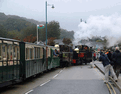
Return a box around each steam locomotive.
[72,45,92,65]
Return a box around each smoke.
[73,13,121,47]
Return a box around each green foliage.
[21,25,37,40]
[48,21,60,38]
[0,24,7,37]
[3,18,34,31]
[7,30,21,39]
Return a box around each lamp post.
[45,1,54,45]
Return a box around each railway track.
[94,64,121,94]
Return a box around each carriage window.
[30,48,33,59]
[34,47,40,59]
[2,45,7,60]
[10,45,13,60]
[38,48,40,58]
[13,46,18,60]
[7,45,10,60]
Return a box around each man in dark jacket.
[99,51,117,83]
[107,50,112,61]
[112,47,121,78]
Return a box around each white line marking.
[40,80,50,86]
[53,74,59,78]
[25,90,33,94]
[59,70,63,73]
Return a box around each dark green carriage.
[0,37,20,87]
[47,46,60,69]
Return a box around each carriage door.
[34,47,37,74]
[0,43,8,82]
[13,44,20,79]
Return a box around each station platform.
[29,64,110,94]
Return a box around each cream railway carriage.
[0,37,60,88]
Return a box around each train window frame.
[25,44,34,60]
[34,47,41,59]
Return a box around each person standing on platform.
[93,51,96,61]
[99,51,117,83]
[112,47,121,78]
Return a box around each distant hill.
[0,12,46,32]
[0,12,45,25]
[0,13,8,22]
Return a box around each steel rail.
[107,82,116,94]
[106,83,113,94]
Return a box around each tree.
[47,37,56,46]
[7,30,21,39]
[20,25,36,40]
[0,24,7,37]
[62,38,72,45]
[3,18,34,31]
[23,34,37,43]
[39,20,60,41]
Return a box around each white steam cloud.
[74,13,121,47]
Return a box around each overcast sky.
[0,0,121,32]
